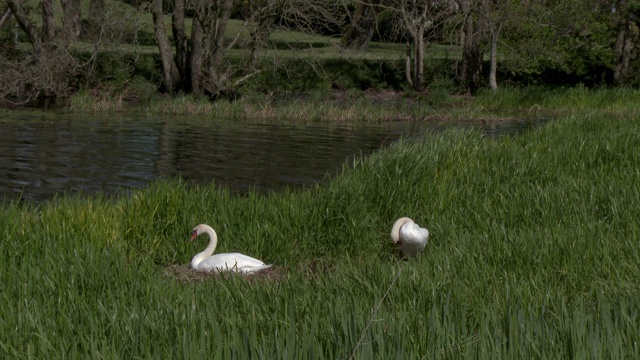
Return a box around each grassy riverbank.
[67,85,640,123]
[1,100,640,357]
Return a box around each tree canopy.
[0,0,638,101]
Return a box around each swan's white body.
[189,224,273,274]
[390,217,429,257]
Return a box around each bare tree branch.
[0,6,12,29]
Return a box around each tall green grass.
[1,109,639,358]
[474,85,640,117]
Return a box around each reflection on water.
[0,110,544,203]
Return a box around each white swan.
[189,224,273,274]
[390,217,429,257]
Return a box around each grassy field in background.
[23,0,426,60]
[1,89,640,357]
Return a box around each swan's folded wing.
[197,253,271,273]
[240,263,274,274]
[399,223,428,244]
[399,223,429,256]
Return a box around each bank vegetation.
[1,0,639,110]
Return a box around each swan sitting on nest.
[189,224,273,274]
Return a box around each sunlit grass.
[1,106,639,357]
[474,85,640,117]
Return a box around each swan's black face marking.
[190,229,199,241]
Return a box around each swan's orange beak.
[190,229,198,241]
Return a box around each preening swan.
[390,217,429,257]
[189,224,273,274]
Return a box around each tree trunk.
[489,26,500,91]
[210,0,233,69]
[341,1,377,51]
[249,20,271,70]
[7,0,41,52]
[397,0,440,92]
[61,0,81,41]
[249,23,269,70]
[190,16,204,96]
[152,0,179,92]
[201,0,233,95]
[414,27,425,91]
[458,0,483,95]
[614,21,636,85]
[404,33,426,92]
[172,0,190,90]
[405,41,413,88]
[41,0,55,43]
[149,0,275,97]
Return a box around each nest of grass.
[164,264,288,284]
[164,260,336,284]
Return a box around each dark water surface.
[0,109,543,203]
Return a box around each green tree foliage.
[500,0,618,84]
[4,0,640,101]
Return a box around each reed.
[1,107,639,358]
[66,91,125,112]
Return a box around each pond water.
[0,109,544,203]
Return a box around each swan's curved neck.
[391,217,413,244]
[191,226,218,269]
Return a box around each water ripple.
[0,112,544,203]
